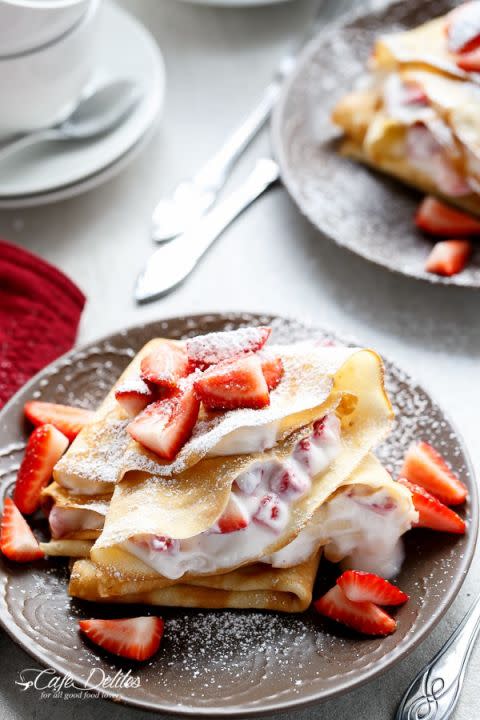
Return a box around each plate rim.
[0,1,165,207]
[0,311,477,717]
[271,0,480,289]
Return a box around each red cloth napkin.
[0,239,86,409]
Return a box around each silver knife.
[136,158,280,303]
[151,0,331,243]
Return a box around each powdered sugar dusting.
[0,312,475,716]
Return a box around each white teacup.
[0,0,90,57]
[0,0,101,138]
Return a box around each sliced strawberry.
[401,441,467,505]
[115,377,155,417]
[140,341,190,393]
[24,401,94,441]
[186,326,271,370]
[127,381,200,460]
[337,570,409,606]
[314,585,396,636]
[213,494,249,534]
[456,45,480,70]
[261,355,284,391]
[415,197,480,237]
[425,240,472,277]
[253,493,288,532]
[79,616,164,661]
[447,1,480,53]
[0,498,44,562]
[14,424,69,514]
[268,464,309,499]
[398,478,466,534]
[194,354,270,411]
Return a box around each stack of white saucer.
[0,0,165,208]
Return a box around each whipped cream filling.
[124,413,342,580]
[49,506,105,539]
[206,421,280,456]
[266,484,417,579]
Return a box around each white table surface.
[0,0,478,718]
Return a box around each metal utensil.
[0,79,142,163]
[396,595,480,720]
[136,157,280,303]
[151,1,328,243]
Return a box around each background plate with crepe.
[272,0,480,287]
[0,313,476,715]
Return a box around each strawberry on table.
[314,585,397,636]
[415,196,480,237]
[127,381,200,460]
[24,401,94,441]
[425,240,472,277]
[14,424,69,514]
[398,478,466,534]
[194,355,270,410]
[401,441,467,505]
[115,377,155,417]
[140,341,190,393]
[0,498,44,562]
[186,326,271,370]
[79,616,164,661]
[337,570,409,606]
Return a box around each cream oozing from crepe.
[267,483,416,578]
[123,413,342,579]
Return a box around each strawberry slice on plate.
[186,326,271,370]
[337,570,409,606]
[140,341,190,393]
[401,441,467,505]
[0,498,44,562]
[260,355,284,391]
[194,354,270,410]
[213,494,249,533]
[398,478,466,534]
[14,424,69,514]
[79,616,164,661]
[115,377,155,417]
[24,401,94,441]
[314,585,397,636]
[425,240,472,277]
[127,381,200,460]
[415,196,480,237]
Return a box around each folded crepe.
[87,344,394,580]
[332,2,480,214]
[69,455,415,611]
[50,333,417,614]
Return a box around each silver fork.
[151,0,331,243]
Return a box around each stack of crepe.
[40,336,415,613]
[332,2,480,214]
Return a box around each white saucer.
[0,1,165,208]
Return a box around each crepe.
[88,347,393,587]
[332,4,480,214]
[68,455,414,611]
[69,551,322,613]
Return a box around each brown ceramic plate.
[272,0,480,287]
[0,313,476,716]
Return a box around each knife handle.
[135,158,280,302]
[396,595,480,720]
